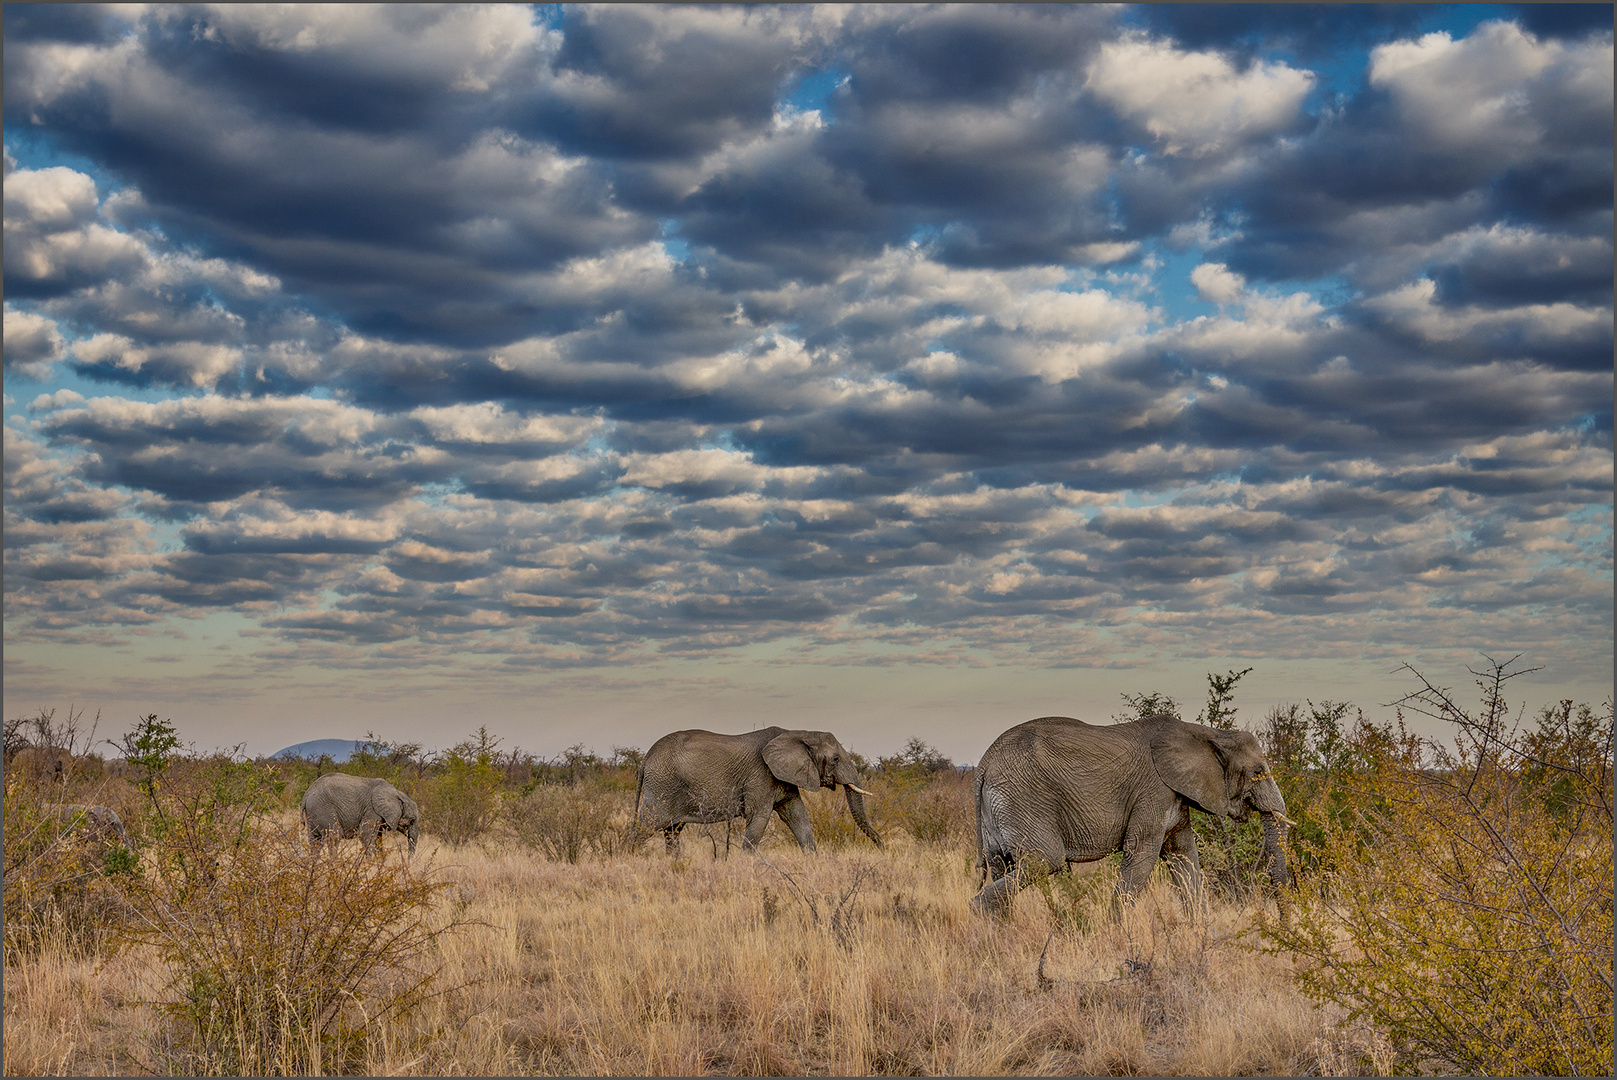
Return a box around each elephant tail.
[973,769,989,884]
[974,771,1014,884]
[631,763,647,844]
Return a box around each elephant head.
[1149,719,1291,887]
[762,730,883,847]
[373,784,421,854]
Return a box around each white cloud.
[1087,36,1314,156]
[1370,21,1614,153]
[1365,278,1611,346]
[1190,262,1246,304]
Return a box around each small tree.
[1197,667,1253,729]
[425,728,504,845]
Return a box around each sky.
[3,3,1612,763]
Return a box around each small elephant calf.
[302,773,420,854]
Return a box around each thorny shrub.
[110,715,460,1076]
[123,824,450,1076]
[2,773,136,959]
[2,707,136,959]
[1263,657,1614,1076]
[506,782,633,862]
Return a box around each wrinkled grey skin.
[634,727,882,854]
[48,804,132,849]
[972,714,1289,917]
[302,773,420,855]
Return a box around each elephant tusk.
[847,784,874,796]
[1269,811,1297,827]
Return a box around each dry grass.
[4,822,1383,1077]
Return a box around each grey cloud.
[1,8,1610,677]
[2,307,67,377]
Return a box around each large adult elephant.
[971,713,1291,916]
[634,727,882,854]
[302,774,420,855]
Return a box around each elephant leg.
[741,809,772,851]
[776,797,817,853]
[1161,824,1204,914]
[359,811,382,854]
[970,867,1026,919]
[664,823,684,856]
[1115,825,1167,909]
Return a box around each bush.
[421,728,503,846]
[125,823,448,1075]
[1,773,135,958]
[3,707,137,958]
[506,782,632,862]
[1264,658,1614,1075]
[114,716,455,1075]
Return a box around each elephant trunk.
[407,821,419,856]
[844,785,882,847]
[1251,775,1289,889]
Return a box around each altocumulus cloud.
[3,4,1611,703]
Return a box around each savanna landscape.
[3,10,1613,1076]
[5,660,1610,1076]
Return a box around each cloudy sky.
[4,4,1611,761]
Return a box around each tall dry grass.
[5,824,1382,1076]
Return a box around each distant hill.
[271,738,363,762]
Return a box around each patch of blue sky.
[1416,4,1521,39]
[780,68,849,118]
[10,362,193,406]
[658,217,692,263]
[1258,272,1357,309]
[413,481,466,509]
[3,129,126,194]
[1140,244,1220,326]
[530,4,566,32]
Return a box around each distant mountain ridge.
[271,738,363,762]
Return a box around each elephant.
[301,773,420,855]
[47,803,132,850]
[633,727,882,854]
[971,713,1291,917]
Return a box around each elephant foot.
[970,876,1019,919]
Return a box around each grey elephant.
[47,803,132,849]
[301,773,420,855]
[634,727,882,854]
[971,713,1291,917]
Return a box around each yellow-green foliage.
[1264,660,1614,1075]
[421,727,504,846]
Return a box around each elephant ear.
[1148,720,1229,816]
[763,733,821,792]
[370,783,403,824]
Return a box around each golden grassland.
[3,814,1389,1078]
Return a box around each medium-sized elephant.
[302,773,420,855]
[634,727,882,854]
[972,713,1292,917]
[47,803,132,850]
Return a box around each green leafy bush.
[421,727,503,846]
[1263,658,1614,1075]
